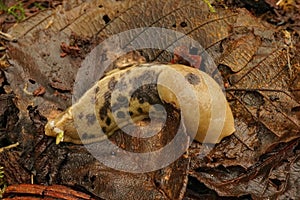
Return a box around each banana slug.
[45,63,235,144]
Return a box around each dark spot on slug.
[138,97,145,104]
[83,133,96,139]
[99,91,112,120]
[78,112,84,119]
[117,95,128,104]
[82,133,88,139]
[102,127,107,133]
[94,86,100,93]
[105,117,111,126]
[185,73,200,85]
[129,111,133,116]
[117,111,125,118]
[99,107,107,120]
[89,134,96,139]
[108,77,117,91]
[133,69,157,85]
[112,95,129,111]
[90,96,96,104]
[104,91,111,100]
[116,77,128,91]
[86,114,96,125]
[137,107,143,113]
[131,84,161,105]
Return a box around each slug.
[45,63,235,144]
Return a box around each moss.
[0,1,25,21]
[7,2,26,21]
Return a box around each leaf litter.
[0,0,299,199]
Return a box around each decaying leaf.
[3,184,95,199]
[1,0,300,199]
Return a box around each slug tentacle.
[45,64,235,144]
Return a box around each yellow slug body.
[45,63,235,144]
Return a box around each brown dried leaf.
[218,33,261,72]
[3,184,95,199]
[7,0,139,39]
[3,0,300,199]
[190,140,300,198]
